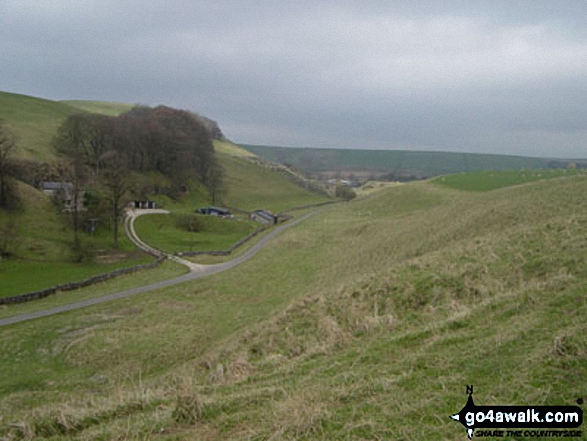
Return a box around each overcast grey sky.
[1,1,586,158]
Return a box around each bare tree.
[54,114,91,163]
[0,121,19,209]
[54,105,222,212]
[66,157,90,260]
[86,114,113,175]
[101,151,131,248]
[54,117,91,257]
[206,160,226,205]
[54,114,112,176]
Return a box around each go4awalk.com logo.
[450,386,583,439]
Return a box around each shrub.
[174,214,204,232]
[0,219,21,258]
[335,184,356,201]
[69,237,95,263]
[172,394,204,424]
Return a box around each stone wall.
[0,257,166,305]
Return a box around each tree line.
[55,105,222,190]
[50,105,224,253]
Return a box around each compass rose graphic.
[450,385,476,439]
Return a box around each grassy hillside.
[213,139,256,157]
[0,94,132,161]
[60,100,135,116]
[0,92,326,301]
[219,152,328,212]
[1,173,585,439]
[138,150,328,214]
[0,92,79,161]
[243,144,557,178]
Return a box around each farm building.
[133,200,158,209]
[251,209,278,224]
[196,207,233,217]
[41,182,84,212]
[327,179,360,188]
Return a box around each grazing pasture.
[133,213,259,254]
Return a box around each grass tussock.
[172,394,206,425]
[270,390,331,440]
[7,392,161,440]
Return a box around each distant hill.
[241,144,572,180]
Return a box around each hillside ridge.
[242,143,586,180]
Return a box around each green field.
[243,144,557,178]
[0,260,188,321]
[432,168,584,191]
[1,173,585,439]
[134,213,259,253]
[0,255,157,299]
[0,182,156,298]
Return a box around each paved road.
[0,212,317,327]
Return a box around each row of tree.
[54,106,222,188]
[51,106,224,252]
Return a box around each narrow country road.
[0,211,317,327]
[124,209,204,271]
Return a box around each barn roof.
[41,182,72,190]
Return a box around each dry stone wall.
[0,257,166,305]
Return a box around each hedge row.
[0,257,166,305]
